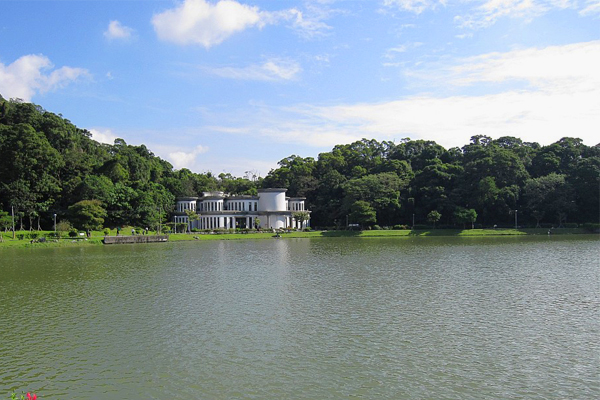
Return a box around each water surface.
[1,235,598,399]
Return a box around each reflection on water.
[1,236,598,399]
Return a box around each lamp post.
[53,213,57,233]
[514,210,518,229]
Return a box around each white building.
[173,188,310,231]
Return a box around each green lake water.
[1,235,598,399]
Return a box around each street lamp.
[53,213,57,233]
[514,210,518,229]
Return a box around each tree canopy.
[1,97,598,230]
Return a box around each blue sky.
[1,0,599,177]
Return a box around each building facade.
[173,188,309,231]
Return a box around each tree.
[262,155,317,197]
[68,200,107,231]
[427,210,442,229]
[292,211,310,229]
[523,173,575,227]
[185,208,200,232]
[348,201,376,228]
[453,207,477,229]
[342,172,403,226]
[0,210,11,241]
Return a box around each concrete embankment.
[102,235,169,244]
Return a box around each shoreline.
[0,228,597,249]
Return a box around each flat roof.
[257,188,287,193]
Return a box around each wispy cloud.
[408,40,600,91]
[288,3,335,39]
[455,0,576,29]
[104,20,134,40]
[384,42,423,59]
[382,0,445,14]
[207,40,600,149]
[579,0,600,16]
[0,54,89,101]
[203,58,302,81]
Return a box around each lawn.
[0,227,592,249]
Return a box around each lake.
[1,235,598,399]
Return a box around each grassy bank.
[167,227,593,241]
[0,228,595,249]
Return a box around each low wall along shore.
[103,235,169,245]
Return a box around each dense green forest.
[1,96,598,231]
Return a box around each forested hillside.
[0,97,260,231]
[1,96,598,231]
[267,136,599,228]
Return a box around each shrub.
[68,228,78,238]
[16,233,25,240]
[47,232,60,239]
[103,228,110,236]
[372,225,382,230]
[28,232,39,240]
[582,223,600,232]
[303,227,312,232]
[562,223,578,228]
[393,224,409,230]
[11,391,37,400]
[413,224,429,230]
[56,220,73,234]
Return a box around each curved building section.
[257,188,287,211]
[173,188,310,231]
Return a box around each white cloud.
[384,42,423,59]
[579,0,600,15]
[212,40,600,149]
[203,58,302,81]
[163,145,209,170]
[455,0,576,29]
[288,5,334,39]
[455,33,473,39]
[152,0,330,48]
[103,20,134,40]
[411,40,600,91]
[382,0,444,14]
[152,0,268,48]
[0,54,89,101]
[90,128,119,145]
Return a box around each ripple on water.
[0,236,598,399]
